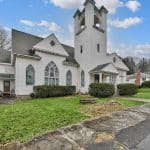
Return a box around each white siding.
[0,80,3,92]
[0,63,14,74]
[15,51,78,96]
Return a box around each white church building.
[0,0,129,97]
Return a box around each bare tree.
[0,26,11,50]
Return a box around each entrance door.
[94,74,99,83]
[4,81,10,93]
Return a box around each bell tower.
[73,0,108,92]
[74,0,108,69]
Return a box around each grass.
[133,88,150,99]
[0,96,145,144]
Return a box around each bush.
[141,81,150,88]
[34,85,76,98]
[30,93,35,98]
[89,83,115,98]
[117,83,138,96]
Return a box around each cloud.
[44,0,84,9]
[38,20,62,32]
[45,0,142,14]
[109,17,142,29]
[57,34,74,46]
[44,0,124,14]
[20,19,62,32]
[20,20,35,27]
[96,0,124,14]
[3,26,11,32]
[69,24,74,33]
[126,0,141,12]
[108,41,150,58]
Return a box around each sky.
[0,0,150,58]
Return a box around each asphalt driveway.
[88,119,150,150]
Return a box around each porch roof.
[89,63,119,74]
[0,73,15,80]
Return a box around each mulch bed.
[0,98,15,105]
[81,101,123,117]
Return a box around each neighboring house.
[144,65,150,75]
[0,49,15,95]
[127,72,150,86]
[0,0,129,97]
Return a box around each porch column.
[99,73,102,83]
[106,76,110,83]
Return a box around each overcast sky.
[0,0,150,58]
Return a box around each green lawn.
[0,96,145,144]
[134,88,150,99]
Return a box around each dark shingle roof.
[61,44,79,66]
[12,29,79,66]
[90,63,110,73]
[0,49,11,63]
[12,29,43,56]
[0,73,14,79]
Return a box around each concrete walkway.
[120,97,150,103]
[1,104,150,150]
[0,97,15,104]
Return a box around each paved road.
[135,134,150,150]
[88,119,150,150]
[11,104,150,150]
[121,97,150,103]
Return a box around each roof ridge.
[61,43,74,49]
[12,29,44,40]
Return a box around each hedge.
[33,85,76,98]
[89,83,115,98]
[141,81,150,88]
[117,83,138,96]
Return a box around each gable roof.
[0,49,11,63]
[90,63,119,74]
[61,44,79,66]
[33,34,69,57]
[108,52,129,71]
[12,29,79,66]
[12,29,43,56]
[90,63,110,73]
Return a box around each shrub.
[117,83,138,96]
[30,93,35,98]
[89,83,115,98]
[141,81,150,88]
[34,85,76,98]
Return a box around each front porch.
[89,63,119,85]
[0,74,15,97]
[90,72,117,85]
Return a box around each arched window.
[94,15,101,28]
[80,17,85,29]
[26,65,35,85]
[113,57,117,63]
[66,70,72,86]
[81,70,85,87]
[45,61,59,86]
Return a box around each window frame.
[26,65,35,86]
[80,45,83,54]
[45,61,59,86]
[97,44,100,52]
[81,70,85,87]
[66,70,72,86]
